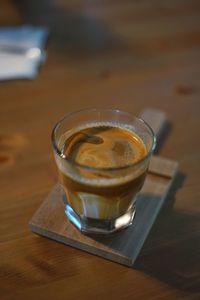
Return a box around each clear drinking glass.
[51,108,155,234]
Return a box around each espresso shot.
[58,124,147,220]
[52,109,155,234]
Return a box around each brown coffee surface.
[61,125,146,169]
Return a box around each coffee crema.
[62,125,146,168]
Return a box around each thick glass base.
[64,203,135,235]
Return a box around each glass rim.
[51,108,156,172]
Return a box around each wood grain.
[1,0,200,299]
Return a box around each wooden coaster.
[29,109,179,266]
[29,158,178,267]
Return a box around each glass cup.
[51,108,156,234]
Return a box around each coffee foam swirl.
[65,126,145,168]
[56,121,148,187]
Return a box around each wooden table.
[1,1,200,299]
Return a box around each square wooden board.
[29,156,178,267]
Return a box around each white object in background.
[0,25,48,80]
